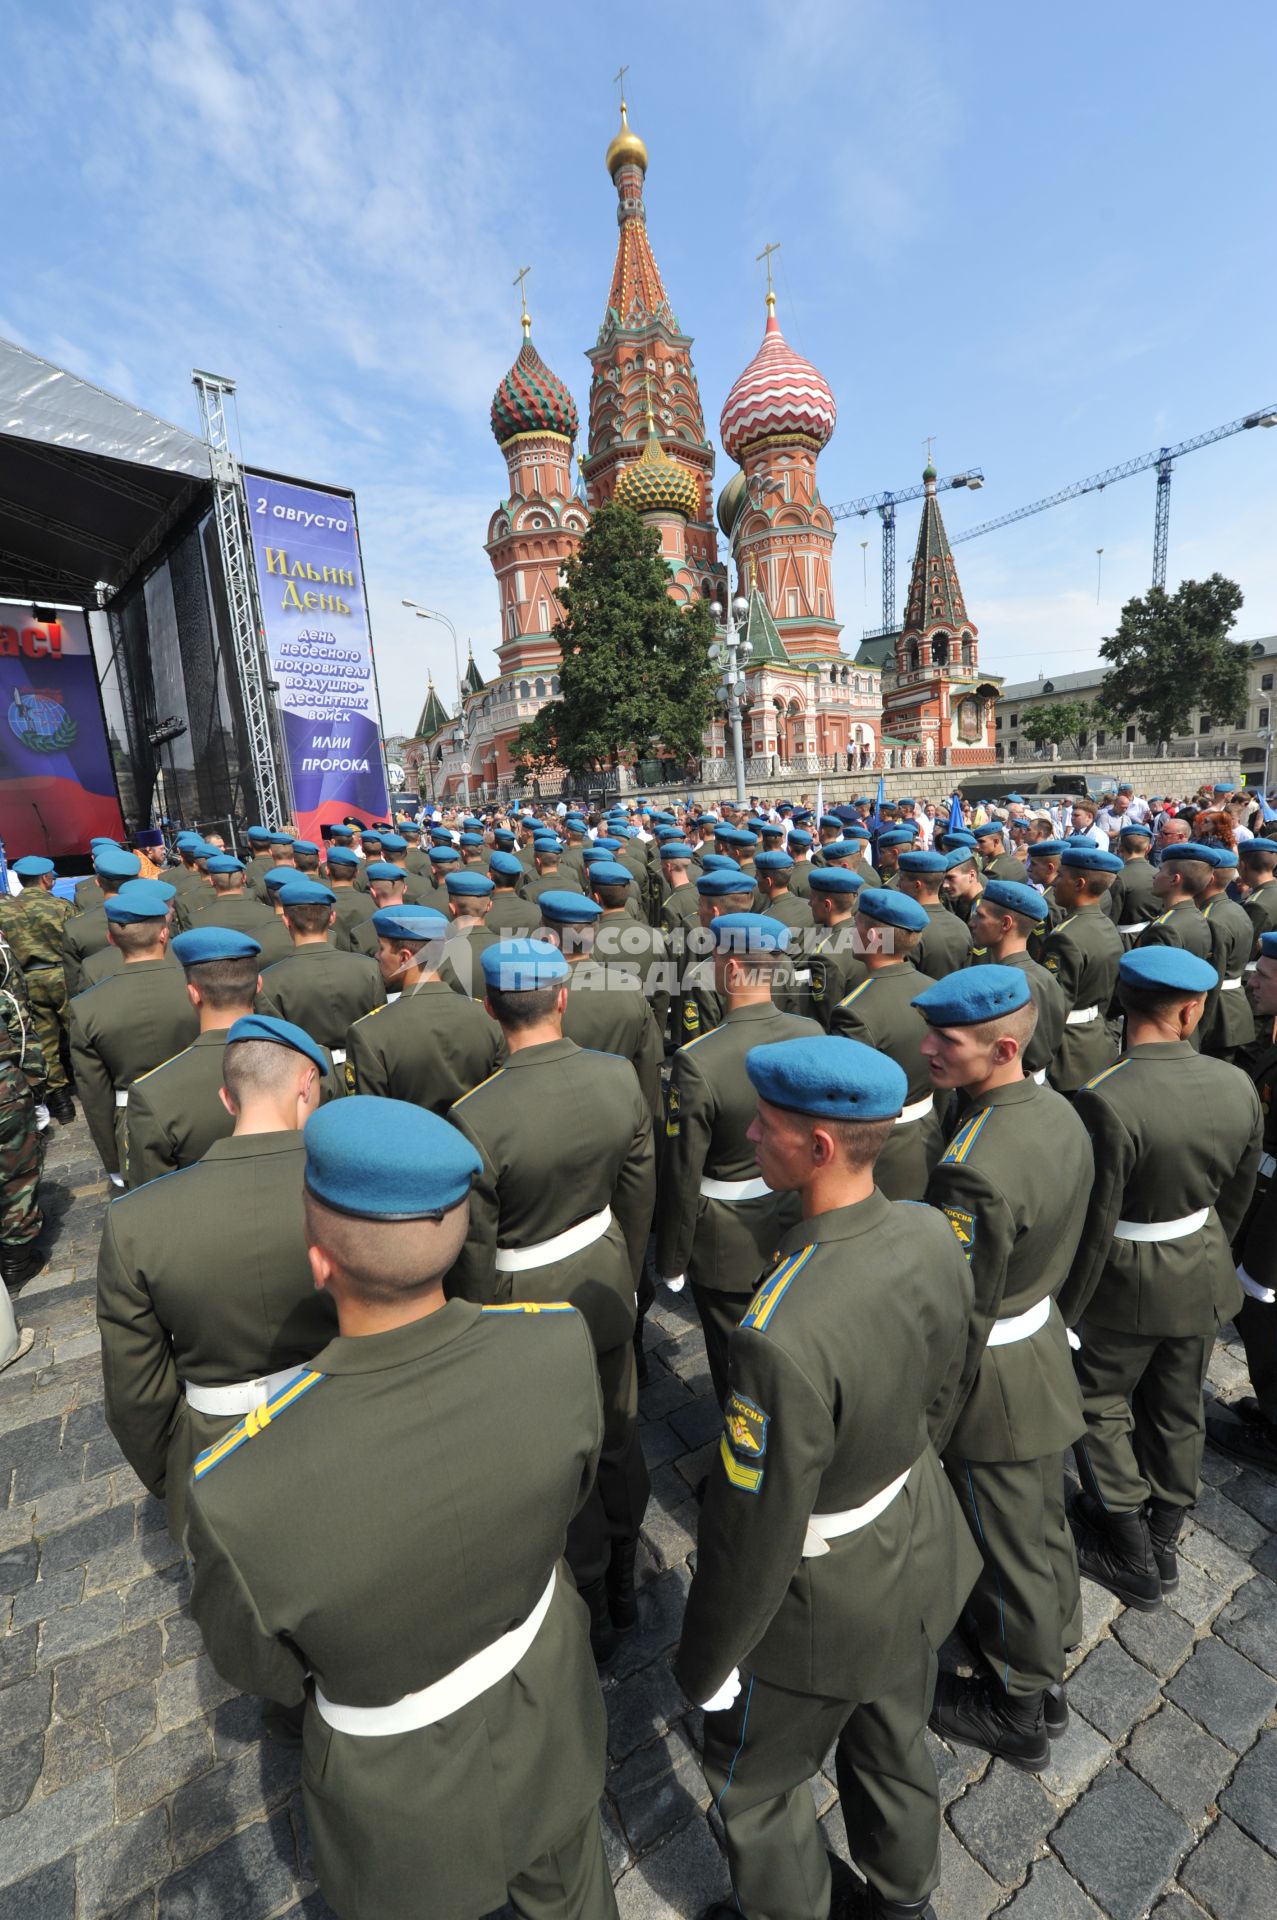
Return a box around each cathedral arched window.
[550,676,560,695]
[519,680,531,699]
[933,636,950,666]
[538,601,550,632]
[906,643,920,673]
[962,639,974,667]
[535,678,546,698]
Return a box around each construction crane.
[950,407,1277,586]
[829,469,985,635]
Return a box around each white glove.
[700,1666,742,1714]
[1067,1328,1081,1352]
[1238,1266,1277,1307]
[109,1173,126,1190]
[34,1104,49,1131]
[663,1274,686,1294]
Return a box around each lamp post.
[403,600,469,808]
[710,589,752,807]
[450,709,473,811]
[402,601,462,705]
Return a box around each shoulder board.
[677,1026,721,1054]
[1050,915,1076,936]
[741,1244,816,1332]
[940,1107,992,1166]
[1202,899,1217,919]
[836,978,873,1009]
[132,1043,191,1088]
[351,1002,388,1029]
[1081,1058,1131,1093]
[480,1301,576,1315]
[1152,910,1172,926]
[192,1369,326,1480]
[451,1065,506,1107]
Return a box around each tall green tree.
[1098,574,1247,746]
[514,501,717,780]
[1021,700,1093,755]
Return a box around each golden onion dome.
[616,417,699,520]
[717,470,747,537]
[606,101,648,178]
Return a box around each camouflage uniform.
[0,889,71,1095]
[0,957,44,1259]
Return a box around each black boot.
[579,1577,617,1667]
[928,1671,1051,1772]
[47,1090,75,1124]
[1073,1504,1162,1612]
[606,1537,639,1633]
[1206,1406,1277,1473]
[1,1242,45,1291]
[869,1895,937,1919]
[1146,1499,1187,1593]
[1044,1683,1069,1737]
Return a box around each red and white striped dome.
[720,303,836,462]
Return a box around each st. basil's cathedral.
[420,94,996,801]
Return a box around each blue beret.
[1119,948,1218,995]
[564,814,586,827]
[429,826,453,841]
[372,906,449,943]
[246,826,273,844]
[593,837,622,853]
[263,866,300,892]
[710,912,790,954]
[1065,832,1097,846]
[912,964,1032,1025]
[305,1095,483,1219]
[818,814,844,831]
[821,840,862,862]
[325,846,359,869]
[1162,841,1216,865]
[792,809,813,822]
[589,861,633,888]
[458,833,483,849]
[445,870,494,897]
[533,833,561,849]
[896,850,946,875]
[786,829,813,850]
[292,840,319,856]
[697,869,755,897]
[856,887,929,932]
[716,827,757,849]
[279,879,336,907]
[581,847,612,865]
[1260,933,1277,960]
[364,862,407,883]
[974,821,1006,839]
[175,832,204,851]
[207,854,246,874]
[226,1013,327,1073]
[537,889,601,924]
[1213,780,1240,793]
[1061,847,1123,873]
[268,829,295,845]
[699,853,742,873]
[939,829,978,849]
[1118,822,1153,840]
[754,850,794,872]
[488,850,524,880]
[944,848,979,870]
[808,867,865,895]
[481,938,570,991]
[493,830,517,849]
[654,826,681,842]
[13,856,54,877]
[746,816,768,833]
[461,816,483,830]
[171,927,262,965]
[746,1035,907,1122]
[1029,840,1067,859]
[877,830,915,850]
[429,845,460,864]
[104,879,173,922]
[658,841,695,861]
[89,836,119,850]
[1211,846,1239,869]
[841,824,871,843]
[380,834,407,854]
[360,828,383,841]
[329,824,355,841]
[95,849,141,880]
[1005,793,1025,803]
[982,879,1049,922]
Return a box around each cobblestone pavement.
[4,1116,1277,1918]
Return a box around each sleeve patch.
[664,1080,681,1138]
[718,1433,764,1494]
[724,1390,769,1461]
[682,1000,699,1031]
[942,1206,976,1260]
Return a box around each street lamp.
[450,710,474,811]
[402,601,463,706]
[710,589,752,806]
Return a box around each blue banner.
[0,603,125,858]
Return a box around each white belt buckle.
[699,1174,772,1202]
[495,1205,612,1273]
[986,1294,1052,1347]
[894,1094,933,1126]
[114,1089,130,1109]
[802,1464,914,1557]
[1113,1207,1210,1243]
[1065,1005,1099,1026]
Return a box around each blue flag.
[870,773,886,830]
[947,792,965,835]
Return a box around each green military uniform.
[73,874,106,912]
[257,945,385,1050]
[98,1131,336,1540]
[244,850,276,901]
[345,981,503,1112]
[78,942,181,993]
[658,880,700,939]
[0,939,47,1104]
[561,961,664,1125]
[1226,1027,1277,1432]
[926,1083,1091,1703]
[916,901,972,980]
[805,923,866,1032]
[171,882,216,931]
[591,914,674,1042]
[485,889,541,936]
[448,1039,654,1595]
[70,963,199,1178]
[1059,1042,1262,1516]
[1242,874,1277,956]
[675,1194,980,1916]
[1137,899,1211,959]
[123,1031,235,1189]
[981,851,1028,884]
[1106,858,1158,941]
[176,888,277,938]
[757,888,813,934]
[656,1003,821,1403]
[1037,909,1123,1092]
[186,1300,615,1920]
[440,925,501,999]
[830,967,944,1198]
[1199,893,1257,1059]
[2,887,72,1095]
[61,904,113,999]
[788,858,813,900]
[330,886,376,946]
[0,1017,43,1269]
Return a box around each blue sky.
[3,0,1275,730]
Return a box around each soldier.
[1197,845,1257,1061]
[1237,836,1277,958]
[973,822,1025,884]
[810,812,846,866]
[916,969,1091,1769]
[70,882,199,1186]
[344,906,503,1110]
[1035,846,1125,1094]
[62,848,142,998]
[244,870,303,969]
[535,891,663,1124]
[72,837,117,912]
[805,869,867,1030]
[438,869,500,999]
[170,844,221,928]
[100,1014,331,1541]
[186,1093,617,1919]
[965,880,1068,1082]
[830,890,943,1201]
[673,868,756,1046]
[656,842,700,941]
[899,851,972,980]
[655,914,820,1405]
[677,1035,979,1920]
[752,849,814,936]
[124,928,264,1188]
[241,825,276,899]
[589,861,674,1041]
[341,863,411,955]
[166,832,212,900]
[448,940,654,1662]
[1024,837,1065,919]
[873,827,915,890]
[485,850,541,934]
[1059,948,1262,1609]
[940,847,984,928]
[1106,821,1159,940]
[326,844,378,944]
[257,879,385,1050]
[1136,842,1215,965]
[290,838,322,875]
[176,854,278,938]
[3,855,74,1122]
[0,1005,45,1296]
[521,834,567,909]
[785,826,815,898]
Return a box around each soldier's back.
[345,981,502,1112]
[123,1032,234,1187]
[258,945,385,1049]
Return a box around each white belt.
[330,1048,347,1063]
[1118,923,1147,934]
[791,968,812,984]
[1113,1208,1209,1242]
[1260,1153,1275,1180]
[700,1174,772,1202]
[802,1463,914,1557]
[1031,1068,1047,1084]
[184,1366,305,1416]
[495,1205,612,1273]
[315,1570,556,1735]
[1245,962,1258,973]
[1066,1005,1099,1025]
[986,1295,1051,1347]
[1220,980,1243,992]
[895,1094,933,1125]
[114,1089,130,1109]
